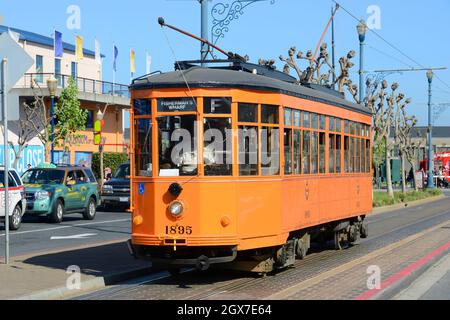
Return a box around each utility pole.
[1,58,10,264]
[357,19,367,104]
[199,0,209,65]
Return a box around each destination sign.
[157,98,197,112]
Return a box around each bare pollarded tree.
[277,44,358,101]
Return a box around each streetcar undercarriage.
[128,215,368,275]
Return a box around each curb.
[14,266,153,300]
[372,194,446,216]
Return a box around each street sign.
[0,32,34,121]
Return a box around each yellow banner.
[76,35,84,61]
[130,49,135,74]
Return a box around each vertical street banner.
[54,30,63,58]
[146,50,151,75]
[130,48,135,75]
[95,38,101,65]
[76,35,84,61]
[113,45,118,72]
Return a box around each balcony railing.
[19,73,130,98]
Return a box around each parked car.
[22,165,100,223]
[0,167,26,230]
[101,163,130,211]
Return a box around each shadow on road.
[21,241,150,279]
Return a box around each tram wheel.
[334,231,347,251]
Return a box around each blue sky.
[1,0,450,126]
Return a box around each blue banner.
[113,45,118,72]
[0,145,45,175]
[55,30,63,58]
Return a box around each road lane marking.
[356,240,450,300]
[393,252,450,300]
[51,233,98,240]
[265,220,450,300]
[0,218,130,237]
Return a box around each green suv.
[22,165,100,223]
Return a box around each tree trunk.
[12,145,24,170]
[386,144,394,198]
[411,163,419,192]
[100,146,104,189]
[401,152,406,194]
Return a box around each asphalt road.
[75,190,450,300]
[0,210,131,258]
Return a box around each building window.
[75,152,93,168]
[36,55,43,83]
[86,110,94,129]
[71,62,78,79]
[54,151,71,165]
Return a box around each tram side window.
[134,99,151,116]
[356,138,361,173]
[294,110,301,127]
[284,129,293,175]
[302,131,310,174]
[204,97,231,114]
[319,132,326,174]
[261,105,279,124]
[344,136,350,173]
[294,130,301,174]
[329,134,336,173]
[158,115,197,176]
[238,103,258,123]
[261,127,280,176]
[311,113,318,130]
[336,135,342,173]
[361,137,366,173]
[135,118,152,177]
[239,126,258,176]
[204,118,232,176]
[284,108,292,126]
[349,137,355,173]
[366,139,371,173]
[311,132,318,174]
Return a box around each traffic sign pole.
[2,58,10,264]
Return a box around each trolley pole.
[200,0,209,65]
[2,58,10,264]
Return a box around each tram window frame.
[284,108,292,126]
[157,114,198,177]
[203,117,232,176]
[204,97,232,114]
[284,128,293,175]
[294,129,302,175]
[261,104,279,124]
[329,133,336,174]
[133,99,152,116]
[238,125,259,176]
[134,118,153,177]
[302,130,311,174]
[238,103,258,123]
[319,132,326,174]
[261,126,280,176]
[294,110,301,127]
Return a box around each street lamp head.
[427,69,434,83]
[97,110,104,121]
[357,19,367,42]
[47,76,58,97]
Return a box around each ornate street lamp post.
[47,76,57,164]
[427,69,435,188]
[357,19,367,105]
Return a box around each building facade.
[0,26,130,174]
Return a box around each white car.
[0,167,26,230]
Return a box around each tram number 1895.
[165,225,193,235]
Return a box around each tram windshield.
[158,115,197,176]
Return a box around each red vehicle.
[420,152,450,187]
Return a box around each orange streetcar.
[127,57,372,274]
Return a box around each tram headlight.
[169,201,184,218]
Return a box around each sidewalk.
[0,240,152,300]
[394,252,450,300]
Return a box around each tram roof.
[131,67,372,116]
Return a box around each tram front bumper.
[127,240,238,269]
